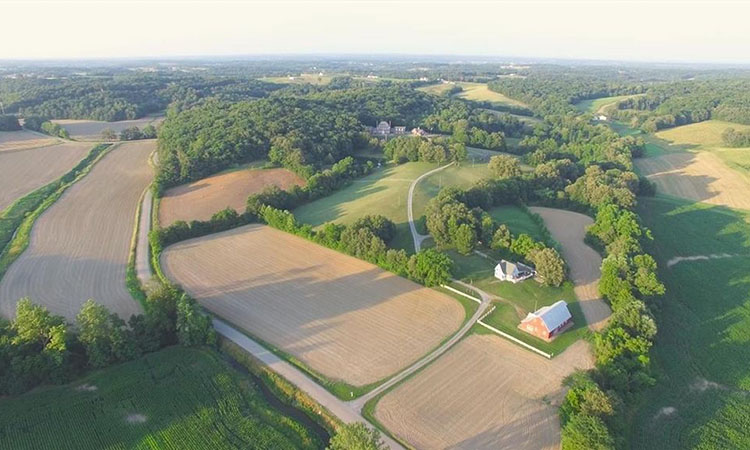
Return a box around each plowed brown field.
[0,130,57,152]
[52,117,164,141]
[159,167,304,226]
[374,334,593,450]
[0,141,154,320]
[530,207,611,330]
[635,151,750,211]
[0,141,92,211]
[161,224,464,387]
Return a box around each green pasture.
[629,195,750,449]
[574,94,638,114]
[0,347,324,450]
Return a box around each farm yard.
[0,129,57,152]
[529,207,610,330]
[159,165,304,226]
[631,196,750,449]
[161,224,465,391]
[0,140,154,320]
[51,116,164,141]
[373,334,593,450]
[0,346,324,450]
[0,141,93,211]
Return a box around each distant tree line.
[383,136,467,163]
[0,286,214,396]
[117,124,157,141]
[22,115,70,138]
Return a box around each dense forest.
[0,74,282,121]
[609,78,750,131]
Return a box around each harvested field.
[52,116,163,141]
[635,150,750,211]
[0,141,93,211]
[0,130,57,152]
[161,223,464,387]
[159,167,304,226]
[374,334,593,450]
[529,207,611,330]
[0,141,154,320]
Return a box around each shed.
[518,300,573,341]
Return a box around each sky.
[2,0,750,64]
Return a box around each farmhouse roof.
[523,300,571,332]
[495,260,533,276]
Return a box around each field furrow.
[0,140,154,320]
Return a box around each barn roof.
[523,300,571,331]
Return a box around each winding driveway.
[408,162,454,252]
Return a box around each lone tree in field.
[327,423,385,450]
[488,154,521,179]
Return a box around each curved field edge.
[0,143,114,281]
[151,222,475,401]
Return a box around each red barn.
[518,300,573,341]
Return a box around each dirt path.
[0,141,153,320]
[529,207,611,330]
[408,162,454,252]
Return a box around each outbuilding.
[518,300,573,341]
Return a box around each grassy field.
[486,204,548,242]
[294,162,438,252]
[418,82,529,109]
[411,162,492,223]
[630,195,750,449]
[0,346,324,450]
[574,94,640,114]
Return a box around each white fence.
[440,284,482,304]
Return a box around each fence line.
[440,284,482,304]
[477,320,553,359]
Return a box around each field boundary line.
[440,284,482,304]
[477,317,553,359]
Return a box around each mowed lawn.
[574,94,641,114]
[294,162,439,252]
[411,162,492,224]
[0,347,323,450]
[454,82,529,108]
[631,195,750,449]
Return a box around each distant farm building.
[596,115,608,121]
[494,260,535,283]
[369,121,408,137]
[411,127,428,136]
[518,300,573,341]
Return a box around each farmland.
[0,141,93,211]
[51,116,164,141]
[0,346,324,450]
[0,140,154,320]
[159,165,304,226]
[630,195,750,449]
[260,73,334,85]
[373,334,593,450]
[294,162,439,252]
[418,82,530,109]
[161,224,464,390]
[0,130,57,152]
[530,207,610,330]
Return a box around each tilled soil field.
[636,151,750,211]
[161,224,465,387]
[0,141,93,211]
[530,206,610,330]
[0,141,154,320]
[374,334,593,450]
[159,167,304,226]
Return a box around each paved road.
[407,162,454,252]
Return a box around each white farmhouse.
[494,260,535,283]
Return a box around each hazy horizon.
[3,0,750,65]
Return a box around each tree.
[510,233,539,258]
[76,300,116,368]
[528,247,566,286]
[327,423,386,450]
[491,225,512,250]
[408,249,452,286]
[488,154,521,179]
[0,115,21,131]
[176,295,216,347]
[561,414,615,450]
[101,128,117,141]
[454,223,478,255]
